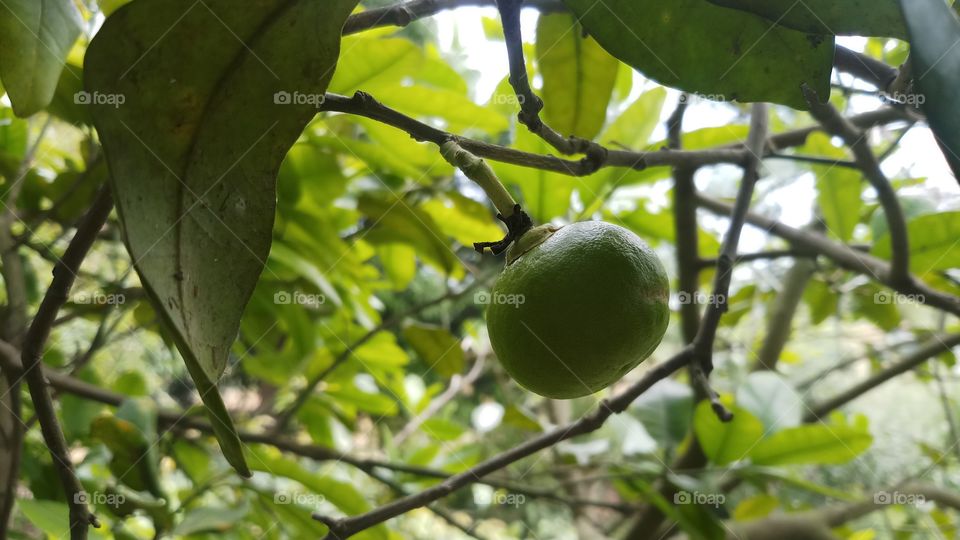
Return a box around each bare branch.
[802,85,911,286]
[805,334,960,421]
[18,184,113,538]
[313,348,695,539]
[342,0,565,35]
[696,195,960,317]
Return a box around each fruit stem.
[440,140,518,219]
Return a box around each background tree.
[0,0,959,539]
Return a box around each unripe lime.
[487,221,670,399]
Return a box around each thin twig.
[696,195,960,317]
[689,103,768,420]
[313,347,694,539]
[802,85,911,287]
[19,184,113,538]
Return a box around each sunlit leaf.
[536,13,619,139]
[561,0,834,109]
[0,0,82,116]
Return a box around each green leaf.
[873,212,960,275]
[0,0,82,116]
[901,0,960,180]
[375,85,508,135]
[493,127,577,222]
[693,400,765,465]
[421,193,504,247]
[804,279,838,325]
[248,446,388,540]
[377,244,416,291]
[805,133,861,242]
[630,379,693,449]
[599,88,667,149]
[852,283,901,331]
[173,504,250,536]
[536,13,619,139]
[85,0,360,476]
[561,0,834,109]
[357,194,461,277]
[749,417,873,465]
[402,323,465,377]
[330,37,422,94]
[709,0,905,38]
[736,372,802,433]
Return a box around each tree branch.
[321,93,912,181]
[689,103,768,419]
[342,0,565,35]
[753,257,817,371]
[804,334,960,421]
[696,195,960,317]
[18,184,113,539]
[802,85,911,287]
[313,347,695,539]
[0,341,642,515]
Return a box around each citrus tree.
[1,0,960,539]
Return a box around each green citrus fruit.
[486,221,670,399]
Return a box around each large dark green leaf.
[0,0,82,117]
[709,0,905,38]
[536,13,619,139]
[85,0,359,476]
[560,0,834,109]
[900,0,960,181]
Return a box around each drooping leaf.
[0,0,82,117]
[561,0,834,109]
[873,211,960,275]
[536,13,619,139]
[693,400,765,465]
[402,324,465,377]
[85,0,360,476]
[901,0,960,181]
[709,0,905,38]
[749,417,873,465]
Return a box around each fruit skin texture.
[487,221,670,399]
